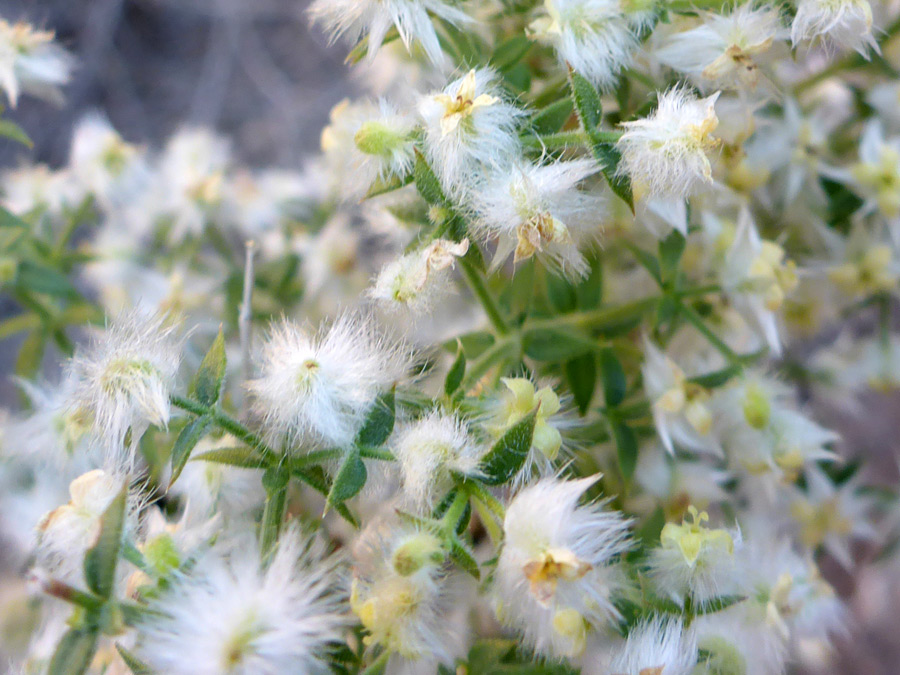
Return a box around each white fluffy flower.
[309,0,471,65]
[648,506,742,607]
[472,159,602,279]
[528,0,638,89]
[351,527,461,669]
[248,314,411,449]
[656,5,787,91]
[67,312,183,467]
[0,19,73,106]
[642,337,720,456]
[137,526,347,675]
[791,0,878,56]
[35,470,132,584]
[617,87,721,202]
[609,617,698,675]
[419,68,524,197]
[369,238,469,315]
[495,476,631,658]
[391,411,484,511]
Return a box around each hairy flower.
[609,617,698,675]
[309,0,471,65]
[791,0,878,56]
[391,411,484,511]
[67,312,183,467]
[529,0,638,89]
[248,315,411,449]
[472,159,602,279]
[656,5,787,91]
[617,87,721,201]
[419,68,523,197]
[137,526,347,675]
[495,476,631,658]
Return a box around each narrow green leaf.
[480,409,537,485]
[569,69,603,131]
[0,118,33,147]
[0,205,30,229]
[15,328,46,377]
[565,353,597,415]
[490,34,533,71]
[169,416,212,487]
[695,595,747,615]
[598,347,627,408]
[191,446,268,469]
[48,627,99,675]
[688,364,741,389]
[293,466,359,527]
[530,98,574,135]
[523,327,596,361]
[658,230,686,282]
[365,171,413,199]
[449,538,481,579]
[14,259,81,299]
[626,243,662,284]
[327,449,367,507]
[591,140,634,211]
[444,343,466,395]
[611,421,638,482]
[84,485,127,598]
[191,329,227,407]
[545,272,577,313]
[116,643,155,675]
[356,387,396,447]
[414,150,447,206]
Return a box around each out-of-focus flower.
[608,617,698,675]
[0,19,73,106]
[791,0,878,57]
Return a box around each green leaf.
[191,329,226,407]
[444,343,466,395]
[365,171,413,200]
[414,150,447,206]
[569,69,603,132]
[545,271,577,313]
[565,353,596,415]
[449,537,480,579]
[13,259,81,299]
[116,643,155,675]
[0,205,30,229]
[490,34,533,71]
[598,347,627,408]
[480,409,537,485]
[169,416,213,486]
[689,364,741,389]
[84,485,127,598]
[293,466,359,527]
[327,449,367,507]
[530,98,574,135]
[48,627,99,675]
[15,328,46,377]
[658,230,686,282]
[0,118,33,147]
[356,387,396,447]
[575,258,603,309]
[191,446,268,469]
[626,243,662,284]
[591,140,634,211]
[611,421,638,482]
[523,326,596,361]
[695,595,747,615]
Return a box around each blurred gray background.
[0,0,351,169]
[0,1,898,673]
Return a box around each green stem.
[34,576,103,612]
[527,295,659,332]
[260,466,289,557]
[678,302,742,365]
[170,395,278,464]
[521,130,587,150]
[441,489,470,533]
[460,258,509,335]
[459,337,517,392]
[362,650,391,675]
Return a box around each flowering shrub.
[2,2,900,673]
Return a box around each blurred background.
[0,1,898,673]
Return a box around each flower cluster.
[1,2,899,674]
